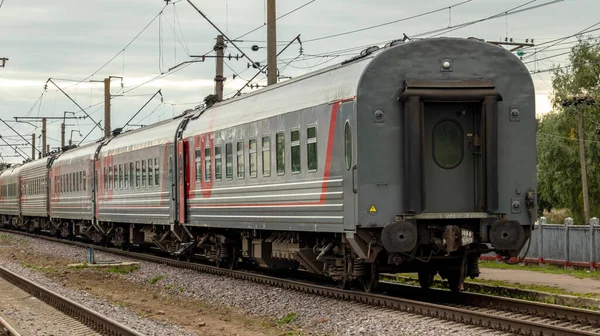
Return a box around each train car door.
[177,140,189,224]
[168,143,176,224]
[423,102,477,213]
[339,102,358,232]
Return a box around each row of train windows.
[26,177,45,195]
[194,127,317,182]
[0,183,17,197]
[103,158,160,191]
[56,171,87,194]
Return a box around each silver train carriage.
[0,37,536,291]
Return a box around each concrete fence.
[481,217,600,269]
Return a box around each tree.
[0,162,6,171]
[538,36,600,224]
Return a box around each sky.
[0,0,595,163]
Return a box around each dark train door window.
[291,129,300,173]
[148,159,153,187]
[136,161,141,188]
[307,126,317,172]
[215,146,222,181]
[113,165,117,190]
[83,171,87,191]
[262,136,271,177]
[124,164,129,189]
[195,149,202,182]
[276,133,285,175]
[345,121,352,170]
[249,138,257,178]
[225,143,233,179]
[432,118,464,169]
[154,158,160,186]
[236,140,245,178]
[129,163,134,188]
[204,147,212,182]
[118,165,123,190]
[142,160,147,187]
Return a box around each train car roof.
[182,47,379,135]
[20,156,51,172]
[53,141,100,165]
[99,117,182,155]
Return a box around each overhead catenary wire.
[303,0,474,43]
[122,0,317,95]
[64,4,168,89]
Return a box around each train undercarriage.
[0,214,531,293]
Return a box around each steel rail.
[2,228,600,336]
[0,264,144,336]
[0,317,21,336]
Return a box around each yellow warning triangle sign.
[369,205,377,213]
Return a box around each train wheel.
[359,262,378,292]
[417,270,435,289]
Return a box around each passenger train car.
[0,37,537,292]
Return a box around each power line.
[65,4,167,89]
[304,0,473,43]
[123,0,315,95]
[521,22,600,60]
[423,0,564,38]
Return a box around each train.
[0,37,537,292]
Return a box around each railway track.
[2,228,600,336]
[0,261,144,336]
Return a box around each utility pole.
[61,123,66,148]
[31,134,35,159]
[90,76,122,138]
[267,0,277,85]
[214,35,226,101]
[563,96,595,225]
[42,118,47,157]
[104,77,111,138]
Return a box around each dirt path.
[478,268,600,294]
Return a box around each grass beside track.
[479,260,600,281]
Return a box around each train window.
[249,139,257,178]
[154,158,160,186]
[215,146,222,181]
[291,130,300,173]
[148,159,153,187]
[433,119,464,169]
[225,143,233,179]
[83,171,87,191]
[168,156,173,184]
[118,165,123,190]
[262,136,271,177]
[195,149,202,182]
[77,172,81,192]
[204,147,211,182]
[135,161,141,188]
[104,167,108,191]
[307,127,317,172]
[142,160,146,187]
[108,167,112,191]
[130,163,134,188]
[124,165,129,189]
[344,122,352,170]
[276,133,285,175]
[237,141,245,178]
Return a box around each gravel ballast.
[0,233,503,336]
